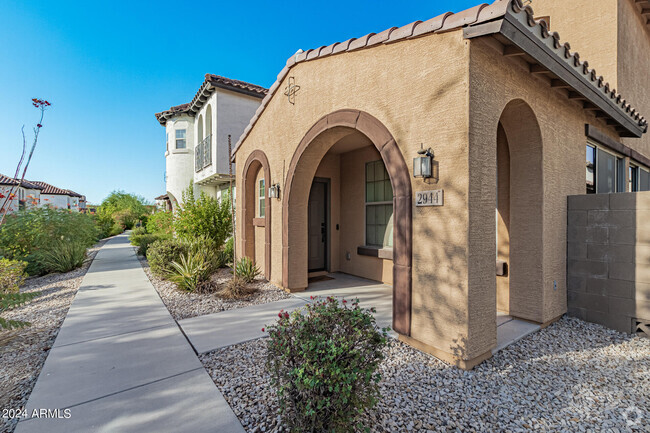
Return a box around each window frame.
[175,129,187,149]
[587,140,628,194]
[258,178,265,218]
[364,160,393,249]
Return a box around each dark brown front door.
[308,179,327,272]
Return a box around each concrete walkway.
[179,273,395,355]
[15,234,244,433]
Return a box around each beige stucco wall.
[534,0,650,156]
[235,30,473,359]
[618,0,650,156]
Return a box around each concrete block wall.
[567,192,650,334]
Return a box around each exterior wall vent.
[635,319,650,338]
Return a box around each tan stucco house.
[232,0,650,368]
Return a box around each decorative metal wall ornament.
[284,77,300,105]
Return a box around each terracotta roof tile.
[29,181,77,195]
[0,174,43,190]
[232,0,648,157]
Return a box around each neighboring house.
[155,194,172,211]
[29,181,84,211]
[232,0,649,368]
[0,174,43,213]
[155,74,267,210]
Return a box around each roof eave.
[464,11,646,138]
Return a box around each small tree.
[266,297,389,432]
[174,181,232,247]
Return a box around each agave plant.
[167,252,208,292]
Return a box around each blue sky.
[0,0,478,204]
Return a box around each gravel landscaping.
[138,255,291,321]
[0,239,107,433]
[200,316,650,433]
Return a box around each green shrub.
[174,182,232,247]
[147,238,187,277]
[98,191,149,230]
[108,223,124,237]
[266,297,389,432]
[95,214,115,239]
[0,208,99,275]
[0,258,27,294]
[146,211,173,235]
[130,226,147,239]
[223,237,234,265]
[235,256,260,283]
[167,252,208,291]
[31,241,87,274]
[183,235,223,274]
[136,233,170,257]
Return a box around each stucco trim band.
[282,109,413,336]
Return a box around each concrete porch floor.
[179,272,541,361]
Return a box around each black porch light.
[413,148,434,178]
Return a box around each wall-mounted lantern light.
[268,183,281,199]
[413,148,434,178]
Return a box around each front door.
[308,179,328,272]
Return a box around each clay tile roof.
[155,103,192,126]
[155,194,169,200]
[232,0,647,158]
[66,190,83,198]
[28,181,76,196]
[0,174,43,190]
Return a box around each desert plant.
[218,275,256,299]
[167,252,208,292]
[0,258,27,294]
[146,211,173,235]
[136,233,170,257]
[183,235,223,273]
[130,226,147,239]
[147,238,187,277]
[32,240,87,274]
[0,291,39,329]
[223,237,234,265]
[108,222,124,237]
[174,182,232,247]
[266,297,389,433]
[235,256,260,283]
[0,208,98,275]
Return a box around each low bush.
[0,208,98,275]
[0,258,27,294]
[147,238,186,277]
[0,291,39,329]
[266,297,389,432]
[146,211,173,235]
[31,240,87,274]
[167,252,208,292]
[223,237,234,265]
[235,256,260,283]
[108,222,124,237]
[130,226,147,241]
[218,275,255,299]
[183,235,223,274]
[136,234,170,257]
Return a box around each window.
[365,160,393,248]
[586,143,626,194]
[258,178,265,217]
[629,164,638,192]
[586,145,595,194]
[641,168,650,191]
[175,129,186,149]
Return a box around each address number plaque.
[415,189,443,207]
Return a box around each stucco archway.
[282,109,413,335]
[497,99,544,322]
[242,150,271,279]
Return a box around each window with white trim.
[258,178,265,217]
[175,129,186,149]
[365,160,393,248]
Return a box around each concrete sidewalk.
[15,234,244,433]
[179,273,395,355]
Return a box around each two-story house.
[155,75,267,209]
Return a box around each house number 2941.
[415,189,444,207]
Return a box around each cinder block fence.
[567,192,650,336]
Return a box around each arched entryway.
[242,150,271,279]
[496,99,544,322]
[282,109,412,335]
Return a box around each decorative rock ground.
[139,256,291,321]
[200,316,650,433]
